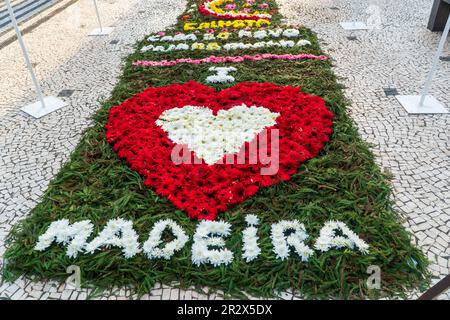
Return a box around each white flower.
[143,219,189,260]
[141,45,154,53]
[34,219,93,258]
[156,105,279,165]
[238,30,253,38]
[191,220,234,267]
[283,29,300,38]
[268,29,282,38]
[242,215,261,262]
[160,35,174,42]
[314,221,369,254]
[271,220,314,262]
[253,30,268,40]
[245,214,260,227]
[203,33,216,41]
[206,66,237,84]
[147,35,160,42]
[279,40,295,48]
[142,37,312,53]
[297,39,312,46]
[176,43,189,50]
[85,218,141,259]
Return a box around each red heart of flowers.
[106,81,333,220]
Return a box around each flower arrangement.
[105,81,333,220]
[314,221,370,254]
[35,217,369,263]
[133,53,328,68]
[142,219,189,260]
[141,39,311,53]
[156,104,278,163]
[146,27,305,44]
[242,214,261,262]
[6,0,428,301]
[205,66,238,84]
[183,19,271,31]
[199,0,272,21]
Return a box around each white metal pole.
[419,14,450,107]
[5,0,46,109]
[92,0,103,33]
[350,0,357,28]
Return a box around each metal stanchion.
[5,0,66,119]
[88,0,114,36]
[396,14,450,114]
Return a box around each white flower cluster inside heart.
[34,217,369,266]
[155,104,280,165]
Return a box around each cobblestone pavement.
[0,0,449,300]
[0,0,140,117]
[277,0,450,299]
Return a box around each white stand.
[396,95,448,114]
[340,0,368,30]
[21,96,68,118]
[340,21,368,30]
[5,0,66,119]
[89,27,114,36]
[396,15,450,114]
[88,0,113,36]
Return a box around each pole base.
[21,96,67,119]
[340,21,368,30]
[396,95,449,114]
[88,27,114,36]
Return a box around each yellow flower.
[206,42,221,51]
[217,32,231,40]
[191,42,206,50]
[183,19,271,31]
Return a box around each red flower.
[106,81,333,220]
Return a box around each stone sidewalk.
[0,0,449,300]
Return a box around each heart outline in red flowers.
[105,81,333,220]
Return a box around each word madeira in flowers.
[5,0,428,299]
[35,216,369,265]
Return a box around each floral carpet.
[3,0,429,299]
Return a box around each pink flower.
[133,53,328,68]
[157,31,166,36]
[259,3,269,9]
[224,4,236,10]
